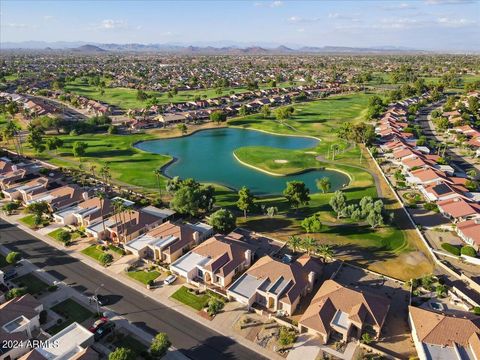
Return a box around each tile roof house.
[170,232,254,290]
[406,168,449,186]
[3,177,50,202]
[299,280,390,344]
[437,198,480,223]
[420,182,469,202]
[409,306,480,360]
[227,255,321,316]
[53,196,113,227]
[125,221,214,264]
[0,294,43,360]
[101,206,174,243]
[457,219,480,250]
[25,184,87,212]
[0,169,28,190]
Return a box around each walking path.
[0,213,282,360]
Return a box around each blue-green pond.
[135,128,349,195]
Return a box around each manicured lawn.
[113,335,148,357]
[171,286,211,311]
[13,273,49,296]
[48,299,94,334]
[19,214,49,228]
[126,269,161,284]
[48,228,82,241]
[81,245,108,262]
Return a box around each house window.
[198,269,204,278]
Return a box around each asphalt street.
[0,219,265,360]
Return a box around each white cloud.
[254,1,284,8]
[100,19,128,30]
[43,15,54,21]
[425,0,475,4]
[297,28,305,32]
[4,23,36,29]
[437,17,477,26]
[287,16,320,23]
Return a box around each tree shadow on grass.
[242,218,293,233]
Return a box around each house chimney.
[82,192,89,201]
[193,231,200,245]
[308,271,316,290]
[245,249,252,267]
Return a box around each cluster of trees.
[275,106,295,121]
[210,110,227,124]
[337,121,376,146]
[366,96,386,120]
[25,201,50,228]
[329,192,388,229]
[287,235,334,262]
[167,177,215,217]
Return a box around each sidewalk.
[0,213,282,360]
[0,243,188,360]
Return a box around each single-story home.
[125,221,213,264]
[299,280,390,344]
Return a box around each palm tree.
[287,235,302,254]
[316,177,331,194]
[302,237,317,255]
[90,165,97,178]
[96,191,107,239]
[153,168,162,196]
[316,244,334,263]
[112,198,124,243]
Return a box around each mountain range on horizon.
[1,41,476,54]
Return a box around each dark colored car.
[94,322,115,341]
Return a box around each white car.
[164,275,177,285]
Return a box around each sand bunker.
[274,159,288,164]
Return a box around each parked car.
[91,294,109,306]
[3,268,17,281]
[89,317,109,333]
[164,275,177,285]
[94,322,115,341]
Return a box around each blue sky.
[1,0,479,51]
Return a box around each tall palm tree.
[112,198,124,243]
[302,237,317,255]
[153,169,162,196]
[96,191,107,239]
[287,235,302,254]
[316,244,335,263]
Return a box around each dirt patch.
[274,159,288,164]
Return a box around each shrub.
[424,202,439,212]
[6,251,21,264]
[150,332,171,358]
[6,287,27,300]
[278,326,296,347]
[473,306,480,315]
[147,279,154,287]
[461,246,477,257]
[57,230,71,245]
[48,285,58,292]
[361,333,373,344]
[108,347,135,360]
[99,253,113,266]
[441,243,460,256]
[207,297,224,316]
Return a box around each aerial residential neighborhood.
[0,1,479,360]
